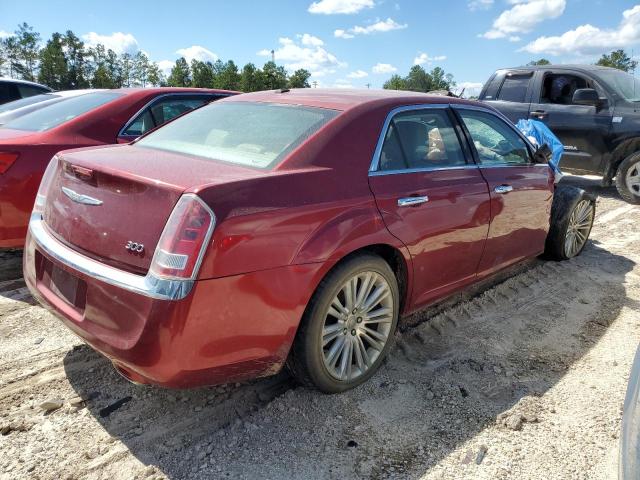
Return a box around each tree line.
[382,65,456,93]
[528,49,638,72]
[0,22,312,91]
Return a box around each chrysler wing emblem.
[61,186,103,206]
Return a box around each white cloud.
[457,81,484,97]
[82,32,139,55]
[0,30,13,39]
[334,29,355,39]
[299,33,324,46]
[481,0,566,40]
[308,0,374,14]
[334,78,355,88]
[334,18,407,38]
[258,35,346,77]
[157,60,175,76]
[522,5,640,55]
[468,0,494,11]
[175,45,218,63]
[347,69,369,78]
[372,63,397,74]
[413,52,447,65]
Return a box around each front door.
[368,106,491,309]
[529,71,612,175]
[454,107,554,277]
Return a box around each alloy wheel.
[564,199,594,258]
[321,271,395,382]
[625,160,640,196]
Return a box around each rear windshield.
[0,93,61,114]
[135,101,339,169]
[3,92,123,131]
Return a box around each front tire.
[615,153,640,204]
[287,254,399,393]
[545,185,595,261]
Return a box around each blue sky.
[1,0,638,95]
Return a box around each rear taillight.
[149,194,215,280]
[0,152,19,174]
[33,155,59,216]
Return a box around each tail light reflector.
[0,152,19,174]
[149,194,215,280]
[33,155,60,215]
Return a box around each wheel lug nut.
[351,329,356,336]
[357,317,362,323]
[343,328,348,335]
[352,309,357,314]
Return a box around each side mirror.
[533,143,552,164]
[572,88,600,107]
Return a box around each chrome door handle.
[494,185,513,194]
[397,196,429,207]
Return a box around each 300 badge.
[125,241,144,253]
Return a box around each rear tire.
[545,185,595,261]
[615,153,640,205]
[287,254,399,393]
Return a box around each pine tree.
[240,63,265,92]
[63,31,89,88]
[167,57,191,87]
[12,23,40,81]
[38,32,68,89]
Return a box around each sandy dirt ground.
[0,175,639,480]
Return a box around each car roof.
[110,87,240,96]
[0,77,52,90]
[500,64,624,74]
[224,88,479,111]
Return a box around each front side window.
[540,74,589,105]
[3,92,123,132]
[136,101,339,170]
[17,84,49,98]
[596,69,640,102]
[122,97,213,137]
[458,109,531,166]
[378,109,466,171]
[497,74,532,103]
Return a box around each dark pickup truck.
[480,65,640,204]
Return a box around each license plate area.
[36,251,87,312]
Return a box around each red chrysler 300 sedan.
[0,87,237,248]
[23,89,595,392]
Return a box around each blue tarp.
[516,119,563,176]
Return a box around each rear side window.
[3,92,123,132]
[0,83,20,104]
[458,109,531,166]
[497,74,532,103]
[17,84,49,98]
[378,109,466,171]
[122,96,214,137]
[136,101,339,169]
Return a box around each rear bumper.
[24,215,326,388]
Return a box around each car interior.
[379,112,466,171]
[540,74,589,105]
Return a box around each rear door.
[529,70,612,175]
[117,94,220,143]
[481,70,534,124]
[454,106,554,277]
[368,105,491,309]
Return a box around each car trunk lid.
[43,144,261,274]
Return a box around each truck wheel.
[545,185,595,261]
[287,254,399,393]
[615,153,640,204]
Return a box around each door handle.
[531,110,547,120]
[397,196,429,207]
[494,185,513,194]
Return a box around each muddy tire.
[287,254,399,393]
[545,185,596,261]
[615,153,640,205]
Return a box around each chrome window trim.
[28,214,195,301]
[118,92,227,139]
[368,164,479,177]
